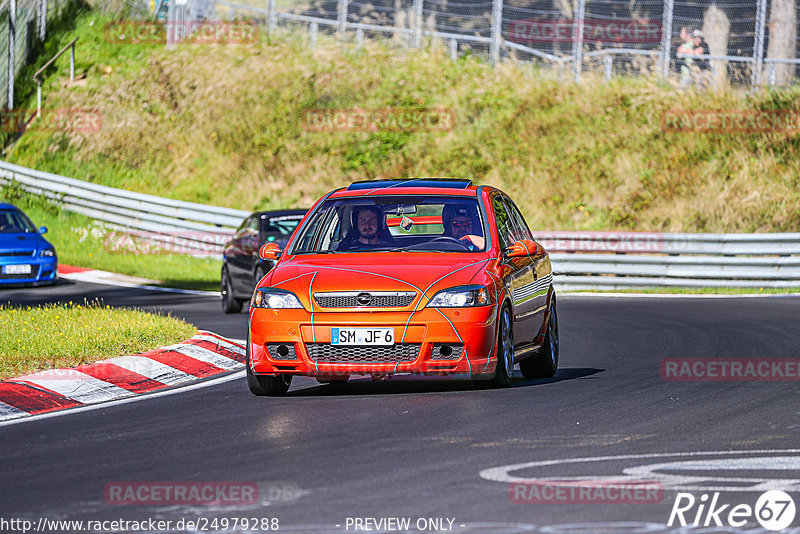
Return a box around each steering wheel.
[429,236,471,249]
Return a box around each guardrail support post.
[266,0,277,32]
[412,0,422,48]
[489,0,503,64]
[69,41,75,82]
[355,28,363,50]
[767,62,776,86]
[337,0,348,40]
[751,0,768,88]
[449,38,457,61]
[309,21,318,49]
[36,82,41,118]
[572,0,585,83]
[660,0,674,80]
[603,53,612,80]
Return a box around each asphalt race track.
[2,279,800,533]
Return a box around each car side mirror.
[504,239,542,258]
[259,242,282,260]
[39,226,48,234]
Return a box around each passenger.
[340,205,395,250]
[442,204,485,251]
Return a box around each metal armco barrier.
[538,231,800,289]
[2,159,798,288]
[0,160,249,253]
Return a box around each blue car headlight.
[428,285,491,308]
[39,247,56,258]
[251,288,303,309]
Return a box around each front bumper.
[0,257,58,286]
[248,305,499,378]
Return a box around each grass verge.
[0,300,196,380]
[1,185,221,291]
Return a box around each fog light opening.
[439,345,453,358]
[277,345,290,358]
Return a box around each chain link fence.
[0,0,74,111]
[210,0,800,87]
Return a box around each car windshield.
[0,209,37,234]
[291,196,486,254]
[261,214,303,238]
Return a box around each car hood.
[0,232,48,253]
[266,253,492,309]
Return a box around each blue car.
[0,203,58,286]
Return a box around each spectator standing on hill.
[676,27,695,87]
[691,29,711,89]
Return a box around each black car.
[221,209,307,313]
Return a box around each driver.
[340,205,395,250]
[442,204,485,251]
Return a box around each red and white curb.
[0,331,245,422]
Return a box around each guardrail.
[0,160,250,253]
[2,160,798,288]
[538,231,800,289]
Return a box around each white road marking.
[102,355,195,385]
[480,450,800,493]
[0,371,245,427]
[0,401,27,418]
[160,344,243,371]
[192,334,246,355]
[10,369,133,404]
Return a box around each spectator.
[691,29,711,88]
[676,27,695,87]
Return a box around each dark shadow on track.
[283,367,604,397]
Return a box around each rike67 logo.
[669,490,796,531]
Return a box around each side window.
[492,195,514,250]
[503,196,533,242]
[246,216,259,234]
[236,216,251,234]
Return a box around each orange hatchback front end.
[246,179,559,395]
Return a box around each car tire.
[473,305,514,389]
[221,267,243,314]
[519,295,559,379]
[246,334,293,396]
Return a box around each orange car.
[246,179,558,395]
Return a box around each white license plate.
[331,327,394,346]
[3,264,31,274]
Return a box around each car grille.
[314,291,416,308]
[0,250,34,257]
[431,343,463,361]
[0,271,38,280]
[306,343,421,364]
[266,343,298,360]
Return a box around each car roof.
[0,203,20,210]
[255,209,308,219]
[330,179,481,199]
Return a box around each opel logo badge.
[357,292,373,306]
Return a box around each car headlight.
[428,285,491,308]
[251,288,303,309]
[39,248,56,257]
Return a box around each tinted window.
[261,215,303,238]
[0,209,37,233]
[491,195,513,249]
[503,196,533,242]
[291,196,486,253]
